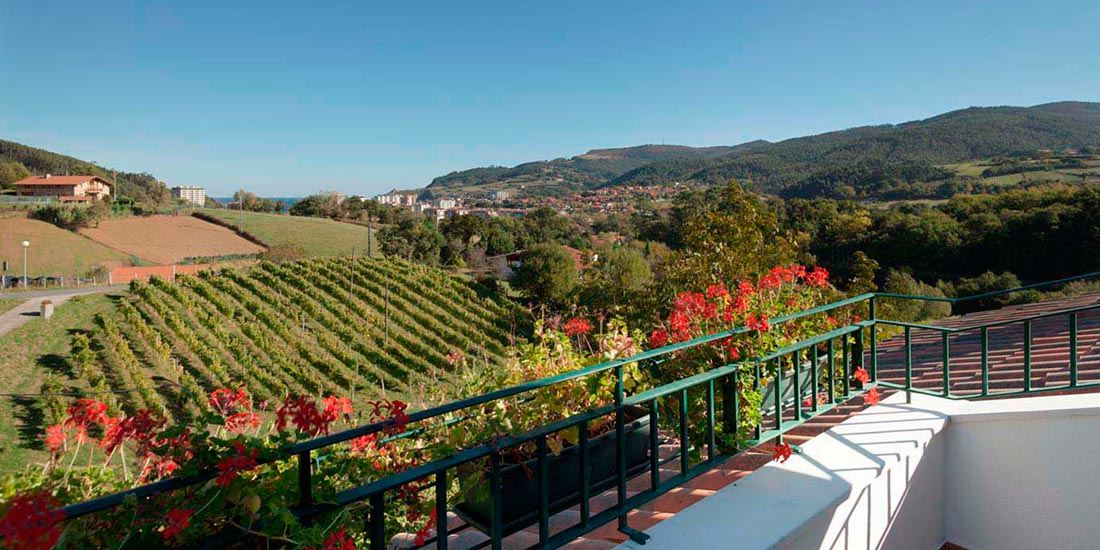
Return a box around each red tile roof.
[10,175,113,187]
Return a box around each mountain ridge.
[427,101,1100,199]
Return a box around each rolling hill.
[425,102,1100,200]
[427,142,770,195]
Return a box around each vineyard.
[73,257,530,423]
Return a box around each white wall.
[616,393,1100,550]
[944,396,1100,550]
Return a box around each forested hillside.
[426,102,1100,200]
[0,139,172,204]
[427,142,768,192]
[73,258,530,422]
[613,102,1100,195]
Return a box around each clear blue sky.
[2,1,1098,197]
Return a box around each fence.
[53,271,1100,549]
[107,264,212,285]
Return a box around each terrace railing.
[53,271,1100,549]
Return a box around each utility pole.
[22,241,30,289]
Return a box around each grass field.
[197,209,379,258]
[0,293,118,472]
[79,215,265,265]
[0,215,130,278]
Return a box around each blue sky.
[1,1,1098,197]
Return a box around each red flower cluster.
[853,367,870,384]
[771,442,793,463]
[275,394,354,437]
[161,507,194,541]
[43,425,66,453]
[311,528,356,550]
[746,313,770,333]
[0,490,64,550]
[413,508,438,546]
[648,329,669,349]
[864,387,881,406]
[208,387,250,416]
[100,408,165,456]
[563,317,592,336]
[64,398,109,443]
[366,399,410,435]
[216,442,259,487]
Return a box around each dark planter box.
[454,407,652,536]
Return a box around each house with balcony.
[10,174,112,201]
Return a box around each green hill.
[0,139,172,204]
[426,102,1100,200]
[427,142,769,194]
[72,257,530,422]
[195,209,380,258]
[611,101,1100,197]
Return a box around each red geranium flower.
[771,442,793,463]
[649,329,670,349]
[43,424,66,453]
[746,313,770,332]
[215,442,259,487]
[864,387,881,406]
[323,528,357,550]
[853,367,870,384]
[224,411,261,434]
[0,490,64,550]
[563,317,592,336]
[209,387,250,416]
[162,508,194,541]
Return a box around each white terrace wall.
[943,396,1100,549]
[618,393,1100,550]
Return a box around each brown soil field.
[79,215,266,264]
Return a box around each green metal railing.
[53,271,1100,549]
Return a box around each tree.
[379,214,443,263]
[511,243,578,307]
[848,251,879,294]
[663,182,798,292]
[0,161,30,188]
[577,245,654,320]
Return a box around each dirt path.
[0,289,114,338]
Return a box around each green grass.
[0,216,130,278]
[197,209,379,258]
[0,293,117,472]
[0,299,21,315]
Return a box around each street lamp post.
[22,241,29,290]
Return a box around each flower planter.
[454,406,652,536]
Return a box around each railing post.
[869,298,878,381]
[580,419,592,524]
[1024,321,1032,392]
[1070,313,1079,388]
[904,326,912,403]
[490,452,502,550]
[369,492,386,550]
[679,388,690,476]
[827,338,836,404]
[615,365,629,533]
[297,451,312,511]
[981,327,989,397]
[721,370,737,447]
[753,363,763,440]
[648,401,659,491]
[842,336,851,398]
[706,378,717,461]
[774,358,783,432]
[810,345,819,412]
[793,349,802,421]
[435,470,449,550]
[537,436,550,547]
[942,332,950,398]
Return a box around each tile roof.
[10,175,113,187]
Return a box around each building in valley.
[171,185,207,206]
